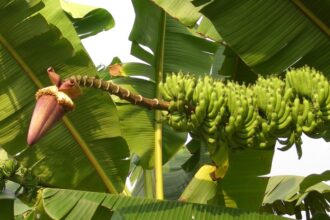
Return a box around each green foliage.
[0,0,329,219]
[200,0,330,74]
[262,175,330,217]
[32,188,287,219]
[152,0,330,77]
[0,0,129,193]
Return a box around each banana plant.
[1,0,330,219]
[0,0,129,194]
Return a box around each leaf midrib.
[290,0,330,37]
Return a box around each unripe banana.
[159,83,173,101]
[291,97,300,122]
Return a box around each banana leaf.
[151,0,330,77]
[216,149,274,211]
[300,171,330,192]
[196,16,222,42]
[179,165,221,205]
[262,175,330,218]
[200,0,330,75]
[129,1,218,75]
[0,0,130,193]
[165,142,275,211]
[59,0,115,39]
[24,187,288,219]
[150,0,221,41]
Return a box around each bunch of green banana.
[160,72,197,131]
[286,67,326,136]
[199,79,227,153]
[160,66,330,155]
[254,76,294,148]
[223,83,257,148]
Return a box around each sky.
[73,0,330,178]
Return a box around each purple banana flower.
[27,68,80,145]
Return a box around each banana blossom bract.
[27,68,80,145]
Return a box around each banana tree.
[1,0,330,219]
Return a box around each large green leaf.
[38,188,287,219]
[174,145,271,211]
[300,170,330,192]
[262,175,330,217]
[129,0,218,75]
[218,149,274,211]
[151,0,330,76]
[200,0,330,75]
[0,0,129,193]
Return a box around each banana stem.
[153,10,166,200]
[65,75,172,111]
[144,169,154,198]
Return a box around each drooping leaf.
[40,188,287,219]
[200,0,330,75]
[262,175,330,217]
[162,147,199,200]
[152,0,330,78]
[59,0,115,39]
[0,0,129,193]
[150,0,221,41]
[40,0,115,42]
[300,170,330,192]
